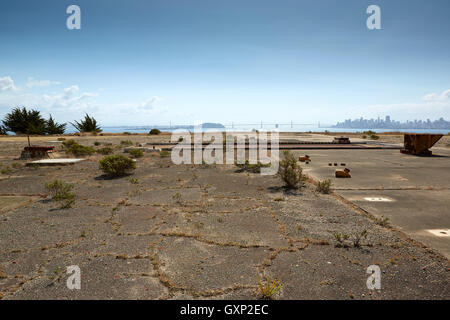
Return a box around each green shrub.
[97,146,114,155]
[71,114,102,133]
[128,148,144,158]
[363,130,376,135]
[120,140,133,146]
[159,150,170,157]
[94,141,101,146]
[0,167,12,175]
[316,179,332,194]
[11,162,23,169]
[278,150,305,188]
[45,180,75,208]
[73,145,95,156]
[370,134,379,140]
[149,128,161,135]
[63,140,95,156]
[62,139,77,147]
[99,155,136,177]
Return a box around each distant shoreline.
[1,128,449,138]
[65,126,450,135]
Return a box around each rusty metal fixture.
[299,155,310,162]
[400,134,443,156]
[333,136,350,144]
[20,146,56,159]
[335,168,351,178]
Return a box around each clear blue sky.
[0,0,449,126]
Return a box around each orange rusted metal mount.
[400,134,443,156]
[20,145,56,159]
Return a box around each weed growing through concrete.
[333,232,350,247]
[172,192,182,205]
[235,160,271,173]
[11,162,23,169]
[278,150,305,188]
[352,230,368,248]
[376,216,390,227]
[257,276,282,300]
[45,180,75,209]
[200,159,213,168]
[0,167,12,175]
[129,178,139,184]
[316,179,332,194]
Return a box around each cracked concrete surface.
[0,134,449,299]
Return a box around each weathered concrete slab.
[302,149,450,189]
[26,158,86,166]
[338,189,450,259]
[1,134,449,300]
[303,148,450,258]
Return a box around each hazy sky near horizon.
[0,0,449,126]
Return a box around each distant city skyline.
[0,1,449,125]
[334,115,450,130]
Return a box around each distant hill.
[200,123,225,128]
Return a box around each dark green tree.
[149,128,161,135]
[45,115,66,134]
[0,125,7,135]
[71,114,102,133]
[2,107,46,135]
